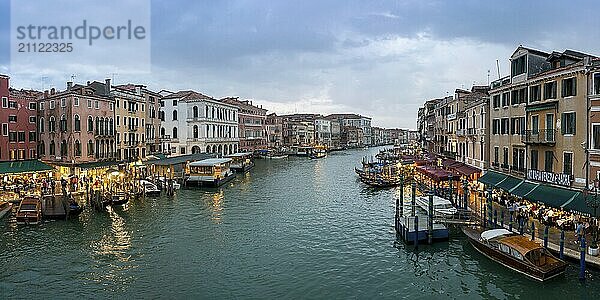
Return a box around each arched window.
[87,116,93,132]
[160,127,165,137]
[74,140,81,156]
[193,125,198,139]
[49,140,55,155]
[95,117,100,135]
[39,141,45,155]
[109,118,114,135]
[206,146,211,153]
[99,117,105,135]
[74,115,81,131]
[205,106,209,118]
[49,116,56,132]
[172,127,178,139]
[193,106,198,118]
[87,140,94,156]
[39,117,45,133]
[173,110,177,121]
[60,139,67,156]
[60,114,67,132]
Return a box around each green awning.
[561,193,595,216]
[478,170,507,187]
[525,184,579,208]
[495,175,522,192]
[509,181,539,198]
[525,101,557,112]
[0,160,53,175]
[77,160,122,169]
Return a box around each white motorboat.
[138,179,161,197]
[415,195,457,217]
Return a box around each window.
[110,103,114,111]
[87,140,94,156]
[593,124,600,149]
[39,141,45,156]
[531,150,538,170]
[160,100,165,107]
[543,81,557,99]
[8,132,16,142]
[49,116,56,132]
[561,112,576,135]
[492,119,500,135]
[75,140,82,157]
[1,123,7,136]
[60,115,67,132]
[50,100,55,109]
[8,101,16,108]
[172,110,178,121]
[88,99,92,108]
[193,125,199,138]
[49,141,55,155]
[60,140,67,156]
[180,147,186,154]
[594,73,600,95]
[503,147,509,167]
[74,115,81,131]
[512,148,518,170]
[545,151,554,172]
[531,115,539,133]
[17,131,25,142]
[500,118,509,135]
[502,92,509,107]
[1,97,6,108]
[193,106,199,118]
[29,116,36,123]
[511,55,526,76]
[562,77,577,97]
[87,116,93,132]
[29,102,37,110]
[74,97,79,106]
[39,102,44,110]
[173,100,178,106]
[60,98,66,107]
[173,127,178,139]
[563,152,573,175]
[29,131,36,142]
[8,115,16,122]
[94,100,99,109]
[530,85,541,102]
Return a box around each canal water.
[1,147,599,299]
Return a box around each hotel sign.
[527,169,572,187]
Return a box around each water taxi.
[226,152,255,173]
[16,196,42,225]
[309,145,327,159]
[463,226,567,281]
[415,195,457,217]
[185,158,235,187]
[138,179,161,197]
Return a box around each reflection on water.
[211,190,224,224]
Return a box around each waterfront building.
[160,90,239,156]
[38,81,116,166]
[325,114,372,146]
[266,113,283,150]
[330,120,341,150]
[115,84,163,155]
[314,118,332,148]
[108,82,148,161]
[433,96,452,156]
[221,97,267,152]
[341,126,364,148]
[0,75,41,160]
[283,119,314,147]
[587,59,600,186]
[461,86,490,170]
[372,127,384,146]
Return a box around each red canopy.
[416,166,460,182]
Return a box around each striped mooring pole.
[580,237,586,281]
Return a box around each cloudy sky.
[1,0,599,129]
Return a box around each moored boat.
[463,226,567,281]
[415,195,457,217]
[16,196,42,225]
[138,179,161,197]
[0,201,13,219]
[184,158,236,187]
[111,192,129,206]
[226,152,255,173]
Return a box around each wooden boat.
[16,196,42,225]
[185,158,236,187]
[415,195,457,217]
[0,201,13,219]
[226,152,255,173]
[463,226,567,281]
[111,192,128,205]
[68,197,84,217]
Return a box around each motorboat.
[0,201,13,219]
[16,196,42,225]
[415,195,457,217]
[138,179,161,197]
[463,226,567,281]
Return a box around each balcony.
[521,129,556,145]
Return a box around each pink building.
[0,74,41,161]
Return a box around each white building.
[314,119,332,147]
[160,90,239,156]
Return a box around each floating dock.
[396,212,449,244]
[41,196,67,219]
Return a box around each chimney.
[67,81,72,91]
[50,88,55,95]
[87,81,90,86]
[44,90,49,98]
[105,78,111,95]
[135,85,141,95]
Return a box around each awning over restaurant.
[478,170,507,187]
[525,184,579,209]
[77,160,122,170]
[0,159,53,175]
[509,181,539,198]
[561,193,595,216]
[439,159,481,177]
[495,175,522,192]
[416,166,459,182]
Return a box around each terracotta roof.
[162,90,215,101]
